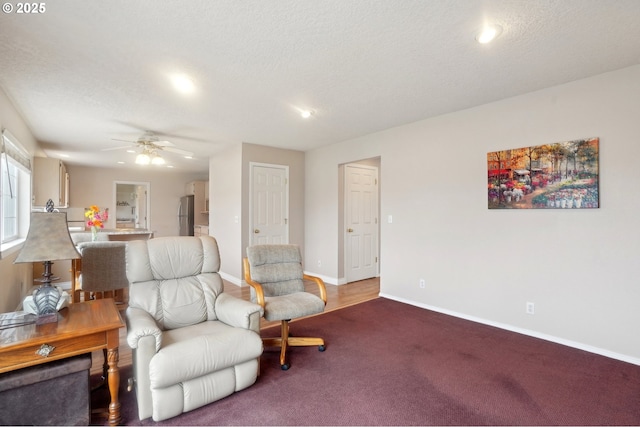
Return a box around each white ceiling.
[1,0,639,173]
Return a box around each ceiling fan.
[103,132,194,165]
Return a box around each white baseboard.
[303,271,341,285]
[219,271,242,286]
[379,292,640,367]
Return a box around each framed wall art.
[487,137,599,209]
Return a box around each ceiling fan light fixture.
[135,151,151,165]
[151,154,166,165]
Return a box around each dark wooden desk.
[0,299,125,425]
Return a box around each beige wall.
[210,142,305,284]
[241,142,305,255]
[4,63,639,366]
[0,88,39,312]
[64,165,206,237]
[305,65,640,364]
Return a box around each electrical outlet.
[419,279,425,289]
[526,302,535,315]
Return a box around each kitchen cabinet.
[185,180,209,226]
[33,157,69,208]
[185,181,203,197]
[194,225,209,237]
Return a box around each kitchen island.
[70,228,154,242]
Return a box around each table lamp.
[14,209,81,324]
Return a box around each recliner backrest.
[246,244,305,297]
[126,236,223,331]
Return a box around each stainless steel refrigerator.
[178,195,194,236]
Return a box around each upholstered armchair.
[73,241,128,304]
[244,244,327,370]
[125,236,264,422]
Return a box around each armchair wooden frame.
[243,257,327,370]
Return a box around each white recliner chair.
[125,236,263,422]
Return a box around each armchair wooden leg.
[287,337,325,347]
[261,320,325,370]
[279,320,289,369]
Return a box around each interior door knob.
[254,229,260,233]
[347,228,353,233]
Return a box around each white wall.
[210,143,243,283]
[305,65,640,363]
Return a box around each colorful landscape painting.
[487,137,599,209]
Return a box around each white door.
[250,163,289,245]
[345,164,378,282]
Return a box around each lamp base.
[33,284,62,324]
[36,312,59,325]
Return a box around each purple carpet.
[93,298,640,426]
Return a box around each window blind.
[1,128,31,172]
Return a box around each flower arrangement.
[85,205,108,240]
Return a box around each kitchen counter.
[70,228,154,241]
[194,225,209,237]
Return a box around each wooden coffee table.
[0,298,125,425]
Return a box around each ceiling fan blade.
[153,140,175,147]
[101,145,133,151]
[162,146,194,157]
[111,138,136,143]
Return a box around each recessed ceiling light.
[117,161,125,164]
[59,154,70,158]
[301,110,313,119]
[170,73,196,94]
[184,155,193,159]
[476,24,502,44]
[126,149,136,154]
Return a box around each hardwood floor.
[91,277,380,375]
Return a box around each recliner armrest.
[215,293,263,332]
[126,307,163,352]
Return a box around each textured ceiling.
[1,0,639,172]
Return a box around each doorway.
[114,181,150,229]
[342,160,380,283]
[249,162,289,245]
